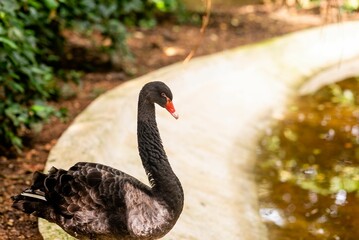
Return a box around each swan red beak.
[165,99,179,119]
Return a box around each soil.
[0,4,357,240]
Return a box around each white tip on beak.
[171,111,179,119]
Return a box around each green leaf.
[4,104,25,126]
[44,0,59,10]
[8,81,24,93]
[6,130,23,150]
[123,0,144,13]
[31,104,55,119]
[0,36,18,49]
[98,3,117,18]
[0,0,20,12]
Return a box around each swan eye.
[161,93,166,98]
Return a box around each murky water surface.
[256,77,359,240]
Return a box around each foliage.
[57,0,184,60]
[0,0,60,151]
[0,0,183,151]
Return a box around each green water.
[256,77,359,240]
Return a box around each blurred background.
[1,0,359,239]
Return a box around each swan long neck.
[137,98,183,215]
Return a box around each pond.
[256,77,359,240]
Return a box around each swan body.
[12,81,184,240]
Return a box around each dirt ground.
[0,4,357,240]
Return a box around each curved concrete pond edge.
[39,21,359,240]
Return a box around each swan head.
[142,81,179,119]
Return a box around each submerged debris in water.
[256,77,359,240]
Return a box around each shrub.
[0,0,60,152]
[0,0,183,152]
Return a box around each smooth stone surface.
[39,21,359,240]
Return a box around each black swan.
[12,81,184,240]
